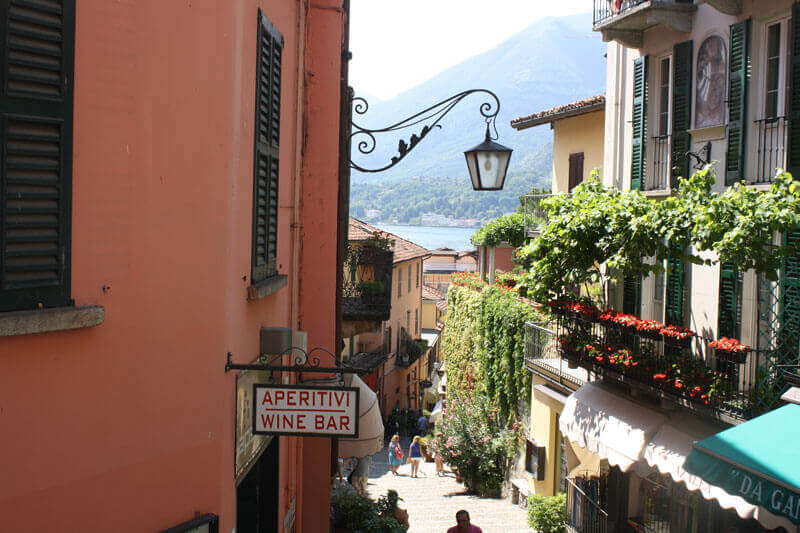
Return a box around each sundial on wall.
[695,36,727,129]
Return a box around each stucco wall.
[552,110,606,193]
[525,378,566,497]
[382,257,425,415]
[604,1,795,347]
[0,1,345,532]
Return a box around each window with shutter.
[779,230,800,359]
[631,56,648,191]
[665,244,688,327]
[568,152,584,192]
[0,0,75,312]
[671,41,693,189]
[718,262,743,339]
[623,276,641,315]
[251,11,283,285]
[398,268,402,297]
[726,20,749,185]
[787,3,800,178]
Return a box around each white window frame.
[760,15,791,121]
[657,54,673,137]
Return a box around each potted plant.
[376,490,409,530]
[660,324,696,348]
[710,337,750,364]
[636,319,664,341]
[356,280,385,299]
[527,493,567,533]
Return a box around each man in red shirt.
[446,509,483,533]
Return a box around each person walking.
[351,455,371,495]
[409,435,423,478]
[447,510,483,533]
[415,411,427,437]
[388,434,404,475]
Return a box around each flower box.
[714,349,748,364]
[710,337,750,364]
[660,325,695,348]
[636,319,664,340]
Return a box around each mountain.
[349,171,549,226]
[349,12,606,214]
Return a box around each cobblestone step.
[362,439,534,533]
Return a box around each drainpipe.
[333,0,352,365]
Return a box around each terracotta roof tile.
[348,217,430,264]
[511,94,605,130]
[423,283,448,313]
[422,284,446,301]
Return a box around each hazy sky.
[349,0,592,101]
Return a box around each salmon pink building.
[0,0,350,531]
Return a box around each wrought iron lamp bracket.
[350,88,501,173]
[685,141,712,170]
[224,347,368,374]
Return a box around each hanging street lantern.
[464,124,513,191]
[349,89,512,191]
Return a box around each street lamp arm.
[350,88,501,173]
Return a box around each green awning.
[685,404,800,526]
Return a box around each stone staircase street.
[363,439,534,533]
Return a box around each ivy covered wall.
[442,281,546,419]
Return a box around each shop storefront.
[559,383,796,532]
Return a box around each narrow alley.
[364,439,533,533]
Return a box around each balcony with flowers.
[546,298,760,422]
[342,237,394,326]
[515,168,800,422]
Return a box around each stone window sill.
[0,305,105,337]
[248,274,288,301]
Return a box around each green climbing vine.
[441,278,545,420]
[470,212,527,248]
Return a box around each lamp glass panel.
[476,150,510,189]
[465,152,480,189]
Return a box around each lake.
[373,224,478,251]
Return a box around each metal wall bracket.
[224,347,367,374]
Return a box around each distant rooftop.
[348,217,430,264]
[511,94,605,130]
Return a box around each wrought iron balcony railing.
[566,477,609,533]
[753,116,789,184]
[593,0,695,45]
[523,194,558,237]
[525,321,588,391]
[648,134,671,191]
[593,0,649,26]
[552,312,765,422]
[342,246,393,321]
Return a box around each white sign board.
[253,384,360,437]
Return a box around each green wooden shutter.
[252,10,283,284]
[788,3,800,178]
[779,230,800,354]
[671,41,693,189]
[622,276,641,315]
[718,262,743,339]
[0,0,75,312]
[665,245,687,327]
[726,20,750,185]
[631,56,648,191]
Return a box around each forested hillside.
[349,171,550,225]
